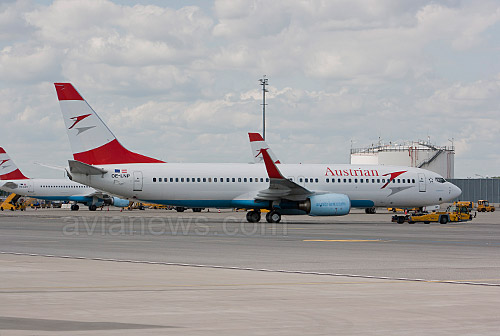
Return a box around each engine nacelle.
[298,193,351,216]
[104,196,130,208]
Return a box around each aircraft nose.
[451,183,462,199]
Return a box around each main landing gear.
[89,204,97,211]
[365,207,376,214]
[246,210,261,223]
[266,210,281,223]
[70,204,79,211]
[246,210,282,223]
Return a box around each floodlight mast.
[259,75,268,140]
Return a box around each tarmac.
[1,208,499,335]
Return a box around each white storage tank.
[351,140,455,178]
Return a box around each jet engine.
[104,196,130,208]
[298,193,351,216]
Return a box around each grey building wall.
[448,179,500,204]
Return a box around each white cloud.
[0,0,500,178]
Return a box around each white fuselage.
[0,179,95,202]
[69,163,461,209]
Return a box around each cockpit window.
[435,177,446,183]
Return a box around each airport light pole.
[259,75,268,140]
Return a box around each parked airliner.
[0,147,130,210]
[54,83,461,223]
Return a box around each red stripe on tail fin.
[248,133,264,142]
[73,139,165,165]
[0,169,29,180]
[54,83,84,100]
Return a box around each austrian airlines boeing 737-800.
[0,147,130,210]
[54,83,461,223]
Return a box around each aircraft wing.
[255,148,313,202]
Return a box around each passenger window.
[158,178,162,182]
[170,178,174,182]
[238,178,242,182]
[175,178,178,182]
[153,178,156,182]
[203,178,207,182]
[397,179,400,183]
[355,179,358,183]
[180,178,184,182]
[326,178,329,183]
[214,178,217,182]
[360,179,363,183]
[343,179,347,183]
[244,178,247,182]
[192,178,196,182]
[332,179,335,183]
[266,178,269,182]
[299,178,303,182]
[377,179,380,183]
[338,179,341,183]
[315,178,319,183]
[232,178,235,182]
[249,178,252,182]
[198,178,201,182]
[412,179,415,183]
[186,178,190,182]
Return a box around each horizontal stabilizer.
[1,182,18,189]
[68,160,108,176]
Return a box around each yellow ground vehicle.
[126,202,145,210]
[476,200,495,212]
[453,201,474,211]
[392,205,474,224]
[388,207,419,213]
[0,193,27,211]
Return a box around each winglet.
[0,147,29,180]
[260,148,285,179]
[248,132,281,164]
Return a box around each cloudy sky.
[1,0,499,178]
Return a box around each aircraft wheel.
[365,208,376,214]
[246,211,261,223]
[266,210,281,223]
[71,204,79,211]
[89,204,97,211]
[176,207,185,212]
[192,208,202,213]
[491,208,495,212]
[440,216,448,224]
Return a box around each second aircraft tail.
[0,147,29,180]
